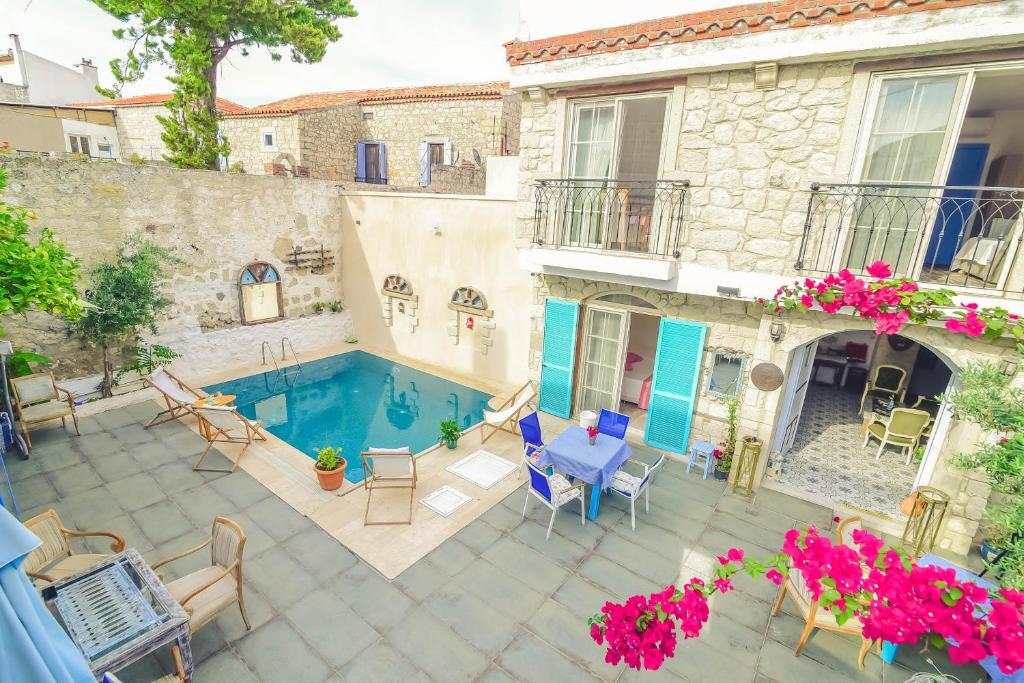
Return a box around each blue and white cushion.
[610,470,642,496]
[549,473,582,505]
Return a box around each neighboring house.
[220,82,520,193]
[0,102,119,159]
[70,93,249,162]
[510,0,1024,553]
[0,34,100,105]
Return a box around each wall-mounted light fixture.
[717,285,741,298]
[769,317,787,343]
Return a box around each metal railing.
[532,178,689,258]
[796,182,1024,291]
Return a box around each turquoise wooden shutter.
[644,318,707,453]
[538,299,579,418]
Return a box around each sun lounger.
[481,382,536,443]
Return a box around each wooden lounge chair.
[481,382,536,443]
[10,371,79,447]
[771,568,874,670]
[362,447,416,525]
[152,516,251,682]
[21,509,125,587]
[193,405,264,473]
[144,367,203,429]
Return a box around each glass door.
[576,306,629,416]
[844,73,968,275]
[567,102,615,247]
[773,340,818,456]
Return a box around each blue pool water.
[204,351,493,482]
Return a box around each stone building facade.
[221,114,302,174]
[510,0,1024,552]
[0,155,349,377]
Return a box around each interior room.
[921,67,1024,288]
[770,331,952,518]
[618,311,660,432]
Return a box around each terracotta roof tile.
[504,0,1003,66]
[68,93,248,115]
[233,81,509,116]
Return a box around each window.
[429,143,444,166]
[707,351,746,399]
[239,262,283,324]
[449,286,491,315]
[362,111,374,120]
[417,141,451,186]
[97,142,113,158]
[68,135,90,156]
[261,130,274,147]
[356,142,388,184]
[566,94,668,181]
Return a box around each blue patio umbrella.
[0,505,93,682]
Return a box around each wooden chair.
[21,509,125,586]
[771,569,874,670]
[859,364,908,413]
[152,516,251,681]
[362,447,416,525]
[836,516,863,546]
[144,367,204,430]
[481,382,535,443]
[193,405,265,473]
[864,408,931,464]
[10,371,79,447]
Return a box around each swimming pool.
[203,351,493,482]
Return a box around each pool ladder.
[261,337,303,383]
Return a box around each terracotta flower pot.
[314,458,347,491]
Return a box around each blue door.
[538,299,580,418]
[644,318,706,453]
[924,143,989,268]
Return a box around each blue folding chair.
[517,412,545,479]
[522,460,585,539]
[597,409,629,440]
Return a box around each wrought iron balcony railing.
[796,182,1024,291]
[532,178,689,258]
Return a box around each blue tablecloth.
[536,426,631,490]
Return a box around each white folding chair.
[362,447,416,525]
[144,367,203,429]
[193,406,264,473]
[609,455,666,531]
[522,460,585,539]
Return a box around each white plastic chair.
[522,460,585,539]
[609,455,666,530]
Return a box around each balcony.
[532,179,689,258]
[796,182,1024,293]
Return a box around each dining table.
[535,425,632,520]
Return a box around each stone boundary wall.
[0,155,347,377]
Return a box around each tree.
[75,238,177,397]
[0,168,86,324]
[92,0,358,169]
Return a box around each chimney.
[76,57,99,90]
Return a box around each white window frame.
[561,91,672,180]
[67,134,91,156]
[261,128,276,149]
[845,59,1024,291]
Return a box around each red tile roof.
[68,93,248,115]
[504,0,1002,66]
[234,81,509,116]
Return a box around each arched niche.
[239,261,284,324]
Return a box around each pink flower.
[800,294,815,309]
[964,302,979,310]
[833,516,841,523]
[766,569,784,586]
[714,578,734,594]
[945,311,986,337]
[727,548,745,563]
[866,261,893,279]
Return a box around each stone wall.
[113,105,169,162]
[222,115,302,175]
[529,274,1018,554]
[296,105,362,181]
[515,61,856,269]
[0,155,347,377]
[429,163,486,195]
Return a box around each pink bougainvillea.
[590,525,1024,674]
[758,263,1024,343]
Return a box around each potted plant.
[439,419,461,449]
[313,446,346,491]
[714,399,740,480]
[328,300,343,313]
[312,301,326,315]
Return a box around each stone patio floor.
[4,401,989,683]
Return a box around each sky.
[0,0,739,106]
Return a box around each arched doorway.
[574,291,664,433]
[767,329,956,518]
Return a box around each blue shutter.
[418,142,430,186]
[356,142,367,181]
[538,299,579,418]
[644,318,707,453]
[378,143,388,183]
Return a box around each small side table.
[732,437,763,496]
[193,394,236,408]
[41,548,192,680]
[687,440,715,480]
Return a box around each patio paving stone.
[4,404,990,682]
[235,619,331,683]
